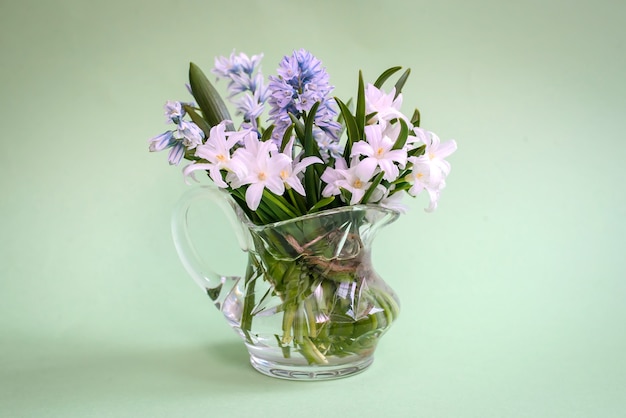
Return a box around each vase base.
[249,354,374,381]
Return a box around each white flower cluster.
[181,82,455,213]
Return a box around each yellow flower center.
[376,147,385,157]
[258,172,267,181]
[216,154,227,162]
[353,179,363,189]
[280,170,289,180]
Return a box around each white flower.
[233,139,287,210]
[406,161,442,212]
[406,158,441,196]
[364,84,407,125]
[379,191,409,214]
[183,122,243,187]
[351,124,407,182]
[406,129,456,212]
[278,139,322,195]
[321,157,348,197]
[413,128,457,176]
[323,158,377,205]
[406,126,429,150]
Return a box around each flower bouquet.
[149,49,456,379]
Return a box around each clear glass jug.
[171,186,400,380]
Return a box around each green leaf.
[260,125,275,142]
[365,111,378,123]
[407,144,426,158]
[262,190,301,219]
[288,113,305,141]
[279,124,294,153]
[182,104,211,137]
[393,68,411,99]
[355,71,366,139]
[410,108,421,127]
[361,171,385,204]
[287,187,307,214]
[188,62,233,129]
[390,182,412,193]
[303,102,321,156]
[336,97,353,125]
[308,196,335,213]
[336,97,359,160]
[374,66,402,89]
[303,102,321,207]
[392,118,409,150]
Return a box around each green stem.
[281,303,296,344]
[304,298,319,338]
[288,188,307,215]
[301,337,328,365]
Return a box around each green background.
[1,0,625,416]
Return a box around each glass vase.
[171,186,400,380]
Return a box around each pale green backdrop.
[1,0,625,417]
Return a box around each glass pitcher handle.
[170,185,249,295]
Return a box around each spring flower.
[322,158,377,205]
[365,84,407,126]
[148,131,185,165]
[278,139,323,195]
[231,135,288,210]
[407,153,448,212]
[174,120,204,149]
[315,128,343,161]
[183,122,244,187]
[164,100,184,124]
[420,130,457,177]
[235,91,266,124]
[320,157,347,197]
[351,124,407,182]
[148,131,174,152]
[404,127,456,211]
[148,123,202,166]
[382,193,409,213]
[212,51,268,128]
[167,142,186,166]
[213,51,264,79]
[268,49,341,143]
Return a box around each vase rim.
[230,199,401,231]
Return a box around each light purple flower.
[148,131,175,152]
[168,142,186,166]
[164,101,184,124]
[267,49,341,144]
[213,51,263,78]
[212,51,268,127]
[174,120,204,149]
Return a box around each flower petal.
[354,157,378,181]
[245,183,264,210]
